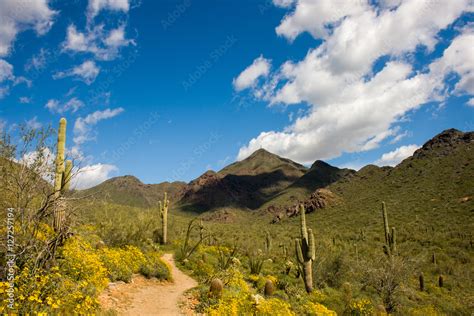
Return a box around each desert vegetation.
[1,119,473,315]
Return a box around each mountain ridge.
[78,128,473,213]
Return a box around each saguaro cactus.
[61,159,73,193]
[159,192,170,244]
[295,204,315,293]
[382,202,397,256]
[419,272,425,291]
[53,118,67,232]
[265,231,272,253]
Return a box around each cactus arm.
[300,204,308,241]
[391,227,397,253]
[382,202,390,244]
[295,239,304,264]
[62,160,73,193]
[308,229,315,261]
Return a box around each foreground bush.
[0,234,171,314]
[140,251,173,280]
[98,245,146,282]
[0,236,109,314]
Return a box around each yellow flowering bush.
[256,298,295,316]
[59,236,109,291]
[0,236,109,314]
[204,267,298,316]
[99,245,146,282]
[303,301,338,315]
[408,305,443,316]
[348,298,374,315]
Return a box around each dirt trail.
[99,253,198,315]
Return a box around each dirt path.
[99,253,198,315]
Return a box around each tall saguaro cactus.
[382,202,397,256]
[61,159,73,193]
[53,118,68,232]
[295,204,315,293]
[159,192,170,244]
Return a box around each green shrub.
[140,252,172,280]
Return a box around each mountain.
[267,128,473,222]
[261,160,354,211]
[281,128,473,218]
[79,128,473,215]
[179,149,309,211]
[77,175,187,208]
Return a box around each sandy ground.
[99,253,198,315]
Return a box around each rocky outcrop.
[270,188,340,223]
[413,129,473,159]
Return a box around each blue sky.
[0,0,473,188]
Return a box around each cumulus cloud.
[273,0,295,8]
[0,59,14,98]
[0,119,6,131]
[375,144,420,166]
[233,56,271,91]
[236,0,473,164]
[276,0,368,41]
[73,163,118,189]
[62,24,134,61]
[87,0,130,19]
[0,0,56,57]
[429,27,474,95]
[73,107,124,145]
[54,60,100,85]
[0,59,14,82]
[45,97,84,114]
[467,98,474,107]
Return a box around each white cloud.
[0,59,14,99]
[273,0,295,8]
[0,0,56,57]
[54,60,100,85]
[233,56,271,91]
[26,116,42,129]
[276,0,368,41]
[25,48,49,72]
[375,144,420,166]
[74,107,124,145]
[104,25,131,47]
[19,96,32,104]
[467,98,474,107]
[0,119,6,131]
[62,24,134,61]
[13,76,32,87]
[429,27,474,95]
[73,163,118,189]
[87,0,130,19]
[0,59,14,82]
[45,97,84,114]
[236,1,473,164]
